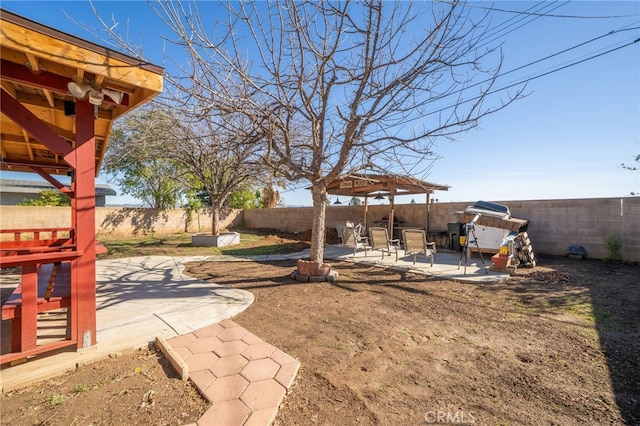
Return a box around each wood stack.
[513,232,536,267]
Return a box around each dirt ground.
[1,244,638,425]
[0,345,208,425]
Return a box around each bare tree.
[103,106,185,209]
[104,98,264,233]
[151,0,522,262]
[100,0,522,262]
[170,108,265,235]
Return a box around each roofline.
[0,8,164,76]
[1,179,117,195]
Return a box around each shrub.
[604,234,622,262]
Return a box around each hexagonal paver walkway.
[166,319,300,426]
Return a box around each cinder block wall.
[244,197,640,262]
[0,206,242,237]
[505,198,639,261]
[1,197,638,261]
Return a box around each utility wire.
[478,1,570,49]
[427,26,640,107]
[425,37,640,117]
[451,1,639,19]
[489,27,639,89]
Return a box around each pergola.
[0,10,163,364]
[326,173,450,237]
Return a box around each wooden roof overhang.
[0,9,164,175]
[325,173,450,237]
[326,173,450,198]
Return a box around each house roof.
[0,178,116,196]
[0,9,164,176]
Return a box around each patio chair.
[336,221,354,247]
[344,222,369,256]
[402,229,436,266]
[368,227,400,261]
[339,221,355,247]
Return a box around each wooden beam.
[1,87,75,168]
[1,59,71,95]
[388,190,395,238]
[25,53,55,107]
[21,129,34,161]
[0,79,16,96]
[71,99,97,349]
[0,59,128,107]
[17,264,37,352]
[15,91,114,120]
[30,166,73,194]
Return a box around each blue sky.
[2,1,639,207]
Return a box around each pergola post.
[71,100,97,349]
[426,192,431,234]
[364,197,369,229]
[388,190,396,238]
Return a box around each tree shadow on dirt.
[186,254,639,423]
[221,243,310,256]
[470,255,639,424]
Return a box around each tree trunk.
[211,203,221,236]
[310,184,327,262]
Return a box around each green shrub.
[18,189,70,206]
[604,234,622,262]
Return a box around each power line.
[478,1,570,49]
[450,1,640,19]
[425,37,640,117]
[424,25,639,108]
[491,27,639,87]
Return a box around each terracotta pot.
[491,253,511,270]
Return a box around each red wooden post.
[16,264,38,352]
[71,100,97,349]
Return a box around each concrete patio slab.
[0,256,254,392]
[322,245,511,284]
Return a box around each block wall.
[244,197,640,262]
[0,206,242,238]
[1,197,638,261]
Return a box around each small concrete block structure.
[192,232,241,247]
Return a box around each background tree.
[165,103,266,235]
[261,185,280,208]
[621,155,639,171]
[103,1,521,262]
[228,187,263,210]
[102,107,185,209]
[104,99,265,234]
[18,189,70,206]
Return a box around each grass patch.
[97,230,310,259]
[44,393,65,406]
